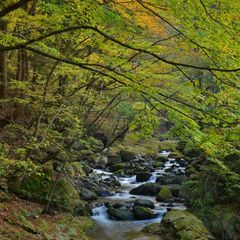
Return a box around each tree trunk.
[0,20,8,98]
[17,49,29,82]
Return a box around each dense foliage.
[0,0,240,237]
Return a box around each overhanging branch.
[0,25,239,72]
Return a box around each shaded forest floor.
[0,193,94,240]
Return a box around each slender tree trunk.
[0,20,8,98]
[17,49,29,82]
[58,75,66,96]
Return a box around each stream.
[88,151,186,240]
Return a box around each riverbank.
[0,196,94,240]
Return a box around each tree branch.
[0,25,238,72]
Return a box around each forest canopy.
[0,1,240,239]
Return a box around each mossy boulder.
[109,163,126,172]
[163,210,214,240]
[51,178,88,215]
[156,186,173,202]
[143,210,214,240]
[107,207,134,221]
[132,206,156,220]
[10,165,88,215]
[199,205,240,240]
[134,199,155,209]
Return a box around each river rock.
[80,188,98,201]
[107,207,134,221]
[83,165,93,175]
[143,210,214,239]
[109,163,125,172]
[136,172,152,182]
[177,158,186,167]
[96,190,114,197]
[134,199,155,209]
[133,206,156,220]
[130,182,160,196]
[156,186,173,202]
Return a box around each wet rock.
[107,207,134,221]
[136,172,152,182]
[143,210,214,239]
[109,163,125,172]
[164,210,214,239]
[134,199,155,209]
[130,182,160,196]
[177,159,186,167]
[133,206,156,220]
[80,188,98,201]
[165,167,174,172]
[113,169,126,177]
[83,165,93,175]
[156,186,173,202]
[103,176,121,187]
[96,190,114,197]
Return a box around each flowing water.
[88,151,186,240]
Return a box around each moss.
[158,140,178,151]
[156,186,173,202]
[198,205,240,240]
[71,162,86,177]
[0,198,94,240]
[110,163,126,172]
[168,151,184,159]
[51,178,87,214]
[10,167,87,214]
[163,210,214,240]
[109,134,162,156]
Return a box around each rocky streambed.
[86,150,187,240]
